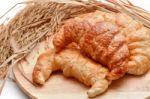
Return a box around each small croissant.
[32,48,110,97]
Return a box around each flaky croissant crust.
[53,11,129,80]
[53,10,150,77]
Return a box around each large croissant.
[53,11,129,80]
[32,48,110,97]
[53,10,150,79]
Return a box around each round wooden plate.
[13,40,150,99]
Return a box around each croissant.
[32,48,110,97]
[53,11,129,80]
[53,10,150,77]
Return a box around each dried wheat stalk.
[0,0,97,93]
[0,0,96,78]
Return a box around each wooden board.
[13,39,150,99]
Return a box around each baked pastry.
[32,10,150,97]
[53,10,150,77]
[53,11,129,80]
[32,48,110,97]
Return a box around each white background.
[0,0,149,99]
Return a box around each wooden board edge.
[13,65,37,99]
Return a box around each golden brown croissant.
[53,10,150,77]
[53,12,129,80]
[32,48,110,97]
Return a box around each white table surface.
[0,0,150,99]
